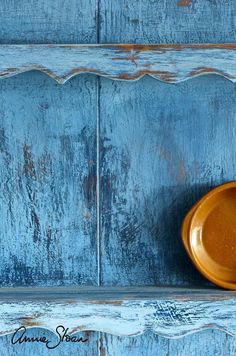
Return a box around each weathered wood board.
[0,0,235,355]
[0,1,100,354]
[0,0,98,44]
[100,330,236,356]
[0,72,98,286]
[99,74,236,286]
[1,44,236,84]
[0,287,235,338]
[98,0,236,355]
[99,0,236,44]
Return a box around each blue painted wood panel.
[99,0,236,44]
[99,0,236,355]
[0,329,97,356]
[0,1,101,354]
[101,330,236,356]
[0,327,235,356]
[0,0,97,44]
[99,74,236,286]
[0,0,235,355]
[0,72,98,286]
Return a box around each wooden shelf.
[0,45,236,339]
[1,286,236,338]
[0,44,236,84]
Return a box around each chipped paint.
[19,316,43,327]
[177,0,192,7]
[0,45,235,84]
[23,144,36,178]
[0,287,235,337]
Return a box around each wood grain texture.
[101,330,236,356]
[0,287,235,338]
[0,0,98,44]
[0,2,101,353]
[99,74,236,286]
[1,285,236,300]
[0,329,97,356]
[0,0,236,354]
[100,0,236,44]
[1,44,236,84]
[98,1,236,354]
[0,72,97,286]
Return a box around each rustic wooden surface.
[0,287,236,338]
[0,1,100,355]
[0,0,236,355]
[1,45,236,289]
[0,286,235,300]
[99,73,236,287]
[1,44,236,84]
[98,1,236,355]
[100,330,236,356]
[0,72,98,287]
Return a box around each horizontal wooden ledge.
[0,286,236,338]
[0,285,235,301]
[0,44,236,83]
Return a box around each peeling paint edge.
[0,324,235,339]
[0,68,235,84]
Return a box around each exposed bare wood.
[0,44,236,83]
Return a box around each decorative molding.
[1,286,236,338]
[1,45,236,339]
[0,44,236,83]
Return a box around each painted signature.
[11,325,88,349]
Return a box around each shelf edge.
[0,44,236,84]
[0,286,236,338]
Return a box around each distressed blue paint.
[1,44,236,84]
[0,329,97,356]
[99,0,236,355]
[100,0,236,44]
[0,0,97,44]
[0,72,98,286]
[0,286,236,338]
[1,328,235,356]
[0,0,235,355]
[99,74,236,286]
[0,1,101,354]
[101,330,236,356]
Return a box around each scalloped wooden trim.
[0,44,236,83]
[1,286,236,338]
[1,45,236,340]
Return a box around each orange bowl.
[181,181,236,290]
